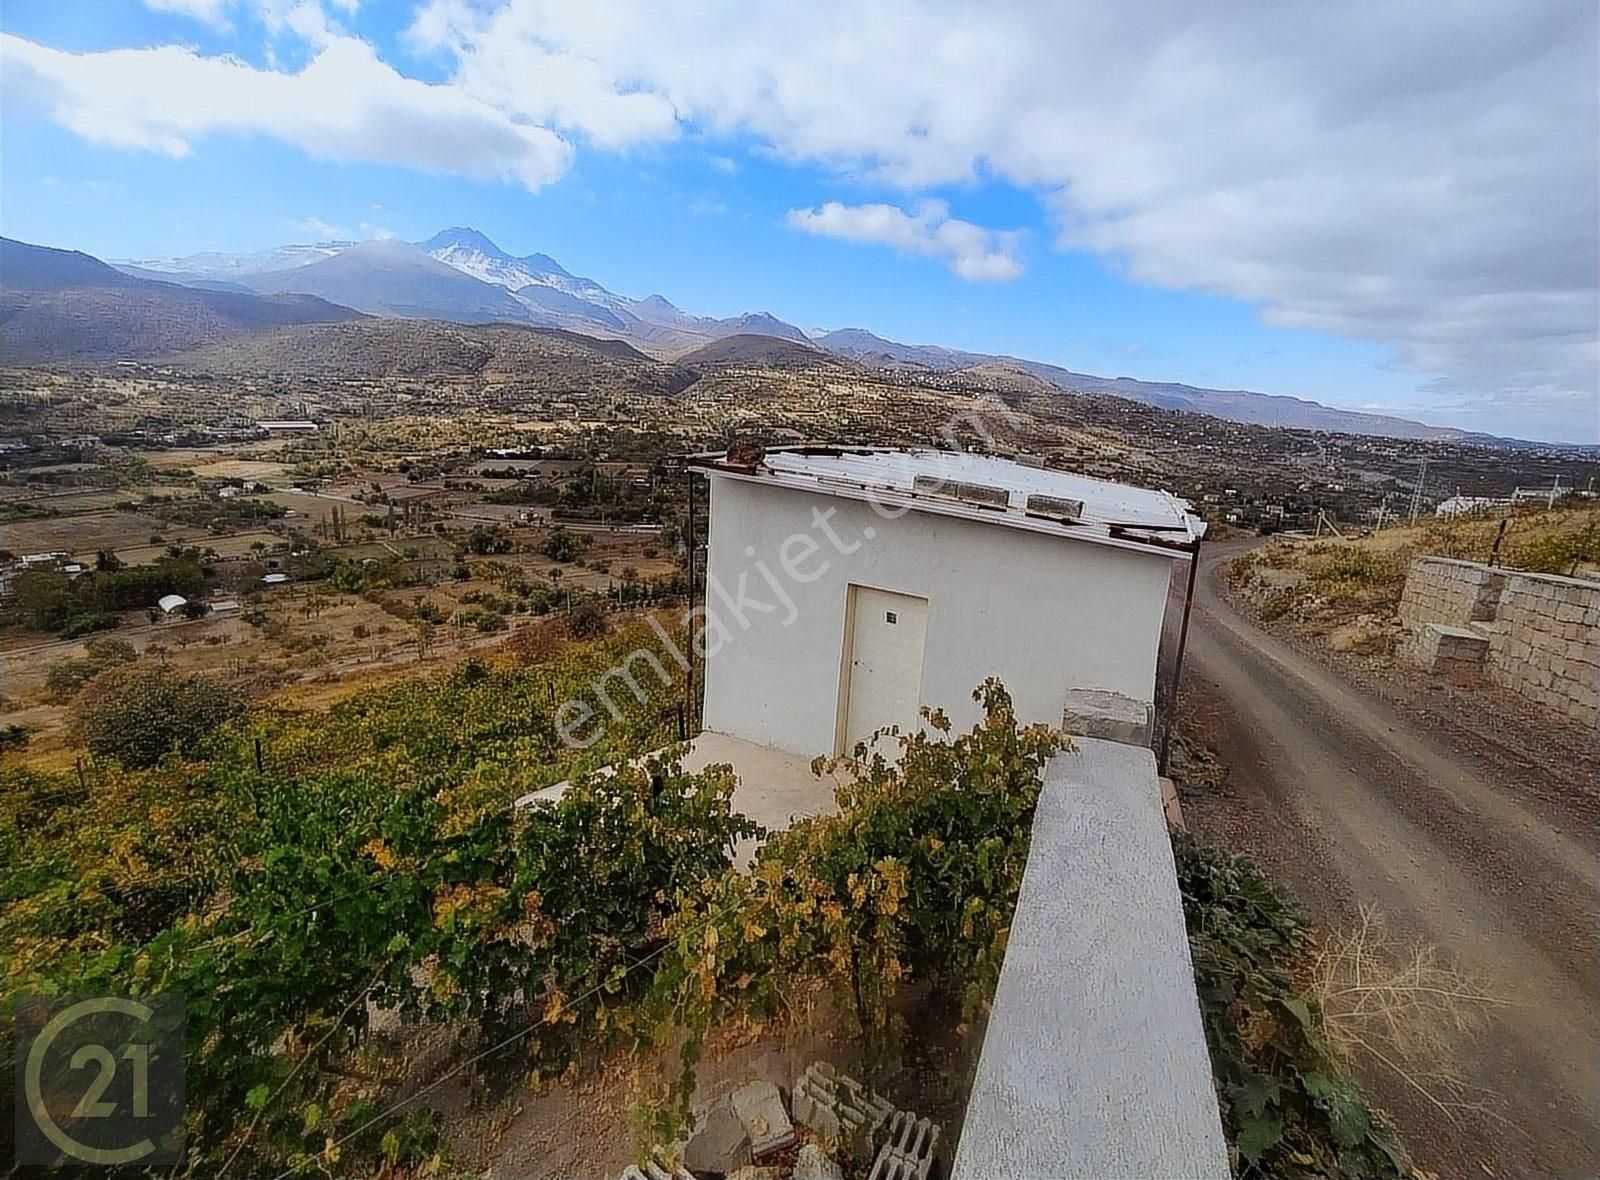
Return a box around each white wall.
[952,740,1231,1179]
[700,476,1174,758]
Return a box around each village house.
[684,448,1223,1177]
[529,447,1226,1178]
[689,446,1204,758]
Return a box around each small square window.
[885,611,898,624]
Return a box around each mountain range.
[0,228,1545,444]
[0,237,363,362]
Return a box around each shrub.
[73,664,246,768]
[567,601,609,638]
[644,682,1063,1122]
[58,612,122,639]
[1174,836,1407,1178]
[45,637,138,701]
[1511,525,1600,576]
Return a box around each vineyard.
[1,618,1404,1177]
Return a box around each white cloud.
[403,0,1597,437]
[0,30,570,190]
[406,1,677,149]
[788,199,1022,281]
[9,2,1597,435]
[143,0,233,27]
[290,215,346,238]
[142,0,359,31]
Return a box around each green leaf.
[1300,1070,1337,1100]
[1325,1087,1371,1148]
[1280,996,1313,1030]
[245,1083,271,1112]
[1236,1110,1284,1163]
[1229,1073,1280,1117]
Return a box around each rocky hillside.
[0,238,363,362]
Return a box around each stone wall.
[1399,556,1599,727]
[1398,557,1505,628]
[1485,572,1600,725]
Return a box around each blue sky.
[2,1,1594,442]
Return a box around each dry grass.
[1308,906,1511,1128]
[1361,503,1600,578]
[1232,502,1600,639]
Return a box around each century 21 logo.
[14,995,186,1167]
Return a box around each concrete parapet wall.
[952,739,1229,1180]
[1399,556,1599,727]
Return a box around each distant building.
[261,572,290,586]
[157,594,189,614]
[1435,495,1512,518]
[257,420,320,433]
[18,551,70,568]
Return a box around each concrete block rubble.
[619,1060,941,1180]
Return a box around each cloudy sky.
[3,0,1596,442]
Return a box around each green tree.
[73,664,246,768]
[468,525,513,555]
[541,527,589,563]
[567,600,609,638]
[11,570,72,630]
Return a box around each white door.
[841,585,929,757]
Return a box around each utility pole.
[1408,456,1430,524]
[684,463,698,731]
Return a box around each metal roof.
[689,446,1204,557]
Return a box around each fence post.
[1488,516,1509,568]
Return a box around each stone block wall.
[1484,572,1600,725]
[1399,556,1599,727]
[1398,557,1505,628]
[1401,623,1491,686]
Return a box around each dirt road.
[1178,542,1599,1179]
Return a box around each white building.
[1435,495,1512,518]
[691,447,1204,759]
[524,447,1228,1172]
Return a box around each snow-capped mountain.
[104,227,812,354]
[116,242,351,278]
[419,227,576,295]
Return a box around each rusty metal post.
[1158,537,1202,776]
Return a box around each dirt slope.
[1179,541,1599,1179]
